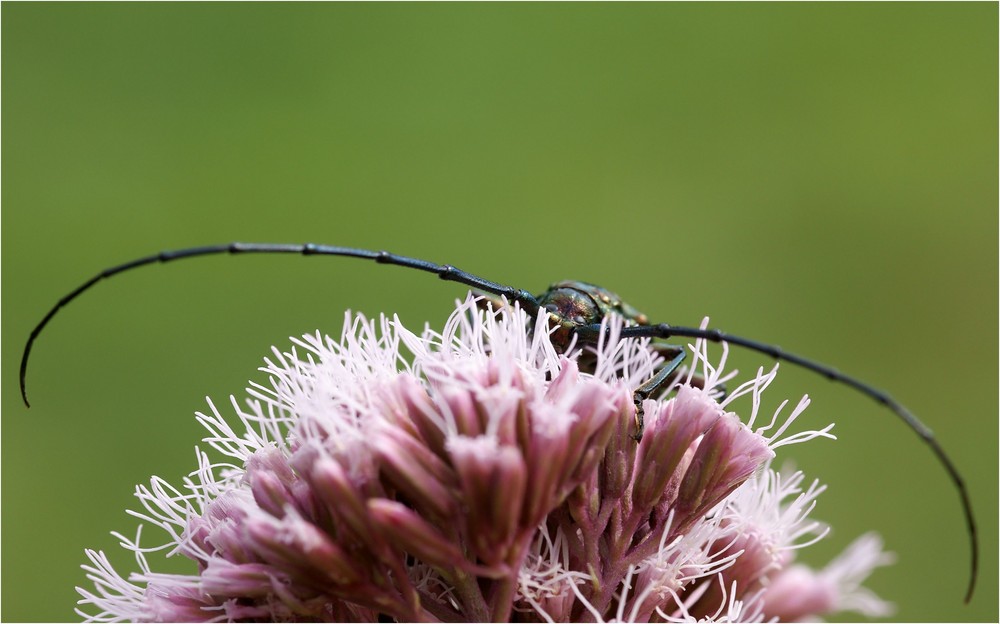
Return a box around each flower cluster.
[78,296,894,622]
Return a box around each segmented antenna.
[580,321,978,603]
[19,243,541,406]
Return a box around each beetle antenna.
[592,322,978,603]
[19,243,541,407]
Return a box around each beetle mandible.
[19,242,978,602]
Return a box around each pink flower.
[77,296,891,622]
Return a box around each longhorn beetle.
[20,242,978,603]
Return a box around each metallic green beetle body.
[536,280,649,351]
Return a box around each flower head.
[77,296,892,622]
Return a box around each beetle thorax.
[535,281,648,352]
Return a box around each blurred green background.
[3,4,996,622]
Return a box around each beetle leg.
[631,349,686,441]
[650,343,729,400]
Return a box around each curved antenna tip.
[20,377,31,408]
[964,557,977,604]
[20,344,33,408]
